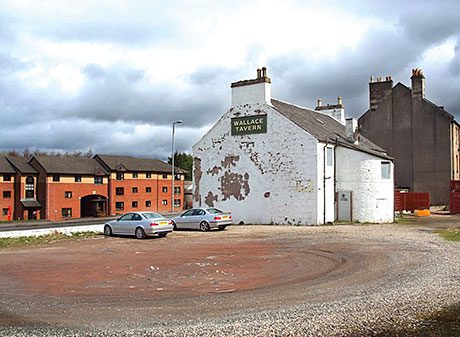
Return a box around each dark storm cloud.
[67,63,228,127]
[268,2,460,118]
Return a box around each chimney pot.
[261,66,267,77]
[257,68,261,78]
[317,99,322,107]
[338,96,343,105]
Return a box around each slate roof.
[6,156,38,174]
[0,157,16,174]
[95,154,182,173]
[271,99,392,160]
[32,156,108,175]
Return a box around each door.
[191,209,206,229]
[177,209,195,229]
[337,191,352,222]
[115,213,134,234]
[130,213,143,235]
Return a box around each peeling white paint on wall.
[193,102,320,225]
[193,69,394,225]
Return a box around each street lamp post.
[171,120,182,212]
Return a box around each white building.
[193,68,394,225]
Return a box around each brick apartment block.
[0,154,185,222]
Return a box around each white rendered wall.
[193,102,319,225]
[231,82,271,107]
[336,147,394,223]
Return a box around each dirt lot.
[0,217,459,336]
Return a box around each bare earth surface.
[0,216,459,336]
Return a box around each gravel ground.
[1,223,459,336]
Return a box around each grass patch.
[0,231,101,249]
[438,229,460,242]
[394,215,417,224]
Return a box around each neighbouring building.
[6,156,41,220]
[29,156,109,221]
[0,157,16,221]
[94,154,185,215]
[358,69,460,205]
[193,68,394,225]
[0,154,185,221]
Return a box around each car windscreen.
[206,208,223,214]
[142,212,163,219]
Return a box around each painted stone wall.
[193,102,320,225]
[336,147,394,223]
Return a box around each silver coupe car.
[171,207,232,231]
[104,212,173,239]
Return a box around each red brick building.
[94,154,185,215]
[6,156,41,220]
[29,156,109,221]
[0,157,16,221]
[0,154,185,221]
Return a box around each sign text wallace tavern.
[231,115,267,136]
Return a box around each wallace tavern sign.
[231,115,267,136]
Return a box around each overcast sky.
[1,0,459,160]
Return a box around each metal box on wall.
[337,191,352,222]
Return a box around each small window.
[381,162,391,179]
[146,173,152,179]
[26,190,34,198]
[62,208,72,218]
[326,147,333,167]
[132,187,138,193]
[75,176,82,182]
[162,174,168,179]
[115,202,124,211]
[174,199,181,207]
[174,186,181,194]
[2,208,9,216]
[175,174,181,181]
[3,191,11,198]
[116,172,124,180]
[53,175,60,182]
[162,200,167,205]
[145,200,151,207]
[116,187,124,196]
[162,186,168,193]
[94,176,103,185]
[64,191,72,198]
[146,187,152,193]
[3,174,11,181]
[132,201,138,208]
[132,173,138,178]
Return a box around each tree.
[168,152,193,181]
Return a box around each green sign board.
[231,115,267,136]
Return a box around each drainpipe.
[323,141,328,224]
[334,137,338,221]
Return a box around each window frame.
[381,161,391,180]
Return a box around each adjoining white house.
[192,68,394,225]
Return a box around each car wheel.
[135,227,146,239]
[104,225,112,236]
[171,221,177,230]
[218,225,226,231]
[200,221,210,232]
[158,232,167,238]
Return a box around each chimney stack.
[411,68,425,100]
[315,97,345,125]
[346,118,359,144]
[369,75,393,111]
[231,67,272,107]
